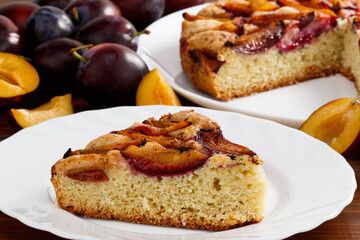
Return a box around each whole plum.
[23,6,74,56]
[75,43,149,107]
[0,1,39,34]
[0,15,22,54]
[76,15,140,51]
[32,38,85,95]
[111,0,164,30]
[64,0,121,32]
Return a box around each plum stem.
[131,29,151,38]
[72,51,88,63]
[72,7,80,24]
[351,93,360,105]
[20,55,31,62]
[68,44,93,64]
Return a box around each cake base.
[52,150,266,230]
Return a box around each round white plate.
[138,4,358,128]
[0,105,356,240]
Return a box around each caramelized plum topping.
[196,129,256,157]
[160,120,191,135]
[225,21,285,54]
[128,125,158,136]
[300,96,360,155]
[301,0,334,10]
[183,12,208,21]
[221,0,252,16]
[121,144,208,176]
[114,129,183,148]
[143,116,175,128]
[338,0,357,9]
[277,0,337,17]
[222,0,279,16]
[353,15,360,31]
[277,13,332,52]
[298,11,315,28]
[66,169,109,182]
[217,22,243,34]
[126,120,191,136]
[189,49,225,73]
[63,148,73,158]
[337,9,356,18]
[246,12,306,25]
[182,12,230,22]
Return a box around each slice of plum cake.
[180,0,359,100]
[51,110,267,230]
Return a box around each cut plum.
[121,144,209,176]
[196,129,256,157]
[277,0,337,17]
[113,129,183,149]
[246,12,306,25]
[277,13,333,52]
[66,169,109,182]
[188,48,226,73]
[225,21,285,54]
[222,0,279,16]
[300,96,360,155]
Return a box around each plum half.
[225,21,285,54]
[121,142,208,176]
[300,96,360,155]
[136,69,181,106]
[7,94,74,128]
[0,52,39,111]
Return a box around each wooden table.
[0,95,359,240]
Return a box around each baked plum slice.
[196,129,256,157]
[189,49,225,73]
[246,12,307,25]
[277,0,337,17]
[277,13,333,52]
[222,0,279,16]
[66,169,109,182]
[121,143,209,176]
[225,21,285,54]
[115,119,191,136]
[113,129,183,149]
[353,15,360,31]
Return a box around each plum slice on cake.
[51,110,267,231]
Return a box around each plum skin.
[23,6,74,56]
[32,38,84,95]
[0,15,22,54]
[64,0,121,31]
[0,1,39,34]
[76,15,138,51]
[111,0,164,30]
[76,43,149,107]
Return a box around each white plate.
[0,105,356,240]
[138,4,358,128]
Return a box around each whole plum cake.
[180,0,360,100]
[51,110,266,230]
